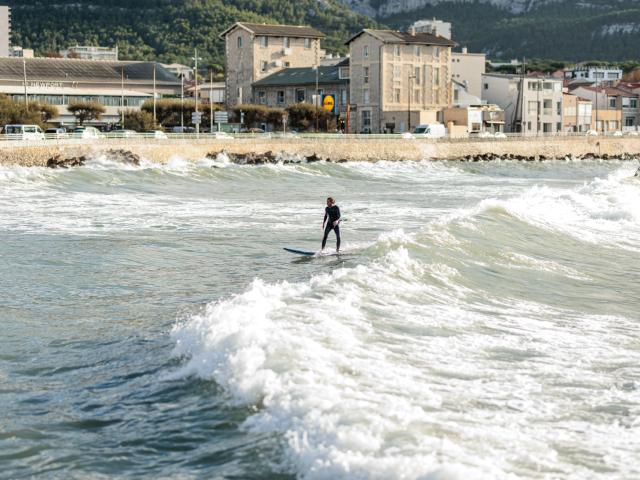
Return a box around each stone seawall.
[1,136,639,167]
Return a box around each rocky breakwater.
[46,149,141,168]
[205,150,347,165]
[458,152,640,162]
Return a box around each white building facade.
[482,73,563,134]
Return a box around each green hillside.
[6,0,377,70]
[379,0,640,61]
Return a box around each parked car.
[110,129,137,138]
[412,124,446,138]
[172,126,196,134]
[72,126,104,139]
[45,127,68,139]
[472,131,494,139]
[625,131,639,136]
[147,130,168,139]
[493,132,507,139]
[3,124,45,140]
[585,130,599,136]
[612,130,624,137]
[212,131,234,140]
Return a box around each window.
[625,117,636,127]
[277,90,285,105]
[284,62,290,67]
[631,98,638,109]
[414,46,421,57]
[608,120,618,130]
[557,102,562,115]
[528,101,537,114]
[556,122,562,132]
[304,38,311,49]
[363,89,370,105]
[434,68,440,86]
[261,61,268,72]
[393,65,401,79]
[394,89,401,103]
[453,89,459,102]
[394,45,400,57]
[414,67,420,85]
[543,82,552,90]
[257,90,266,104]
[433,47,440,59]
[283,37,290,48]
[484,83,489,90]
[341,89,347,106]
[527,121,532,131]
[414,90,420,103]
[364,66,369,84]
[260,36,269,48]
[543,123,552,133]
[364,45,369,57]
[296,89,305,103]
[362,110,371,127]
[237,36,243,48]
[339,67,350,79]
[609,98,616,108]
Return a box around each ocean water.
[1,154,639,479]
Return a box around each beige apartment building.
[346,29,455,133]
[221,22,325,108]
[562,92,592,133]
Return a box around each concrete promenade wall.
[1,136,639,167]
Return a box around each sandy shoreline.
[0,136,639,166]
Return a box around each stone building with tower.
[220,22,325,108]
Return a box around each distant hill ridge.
[4,0,639,64]
[342,0,640,60]
[5,0,377,69]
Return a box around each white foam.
[170,237,640,479]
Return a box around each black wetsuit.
[322,205,341,251]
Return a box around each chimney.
[409,26,416,36]
[462,46,468,54]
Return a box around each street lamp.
[408,73,416,132]
[192,48,202,135]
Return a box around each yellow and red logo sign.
[322,94,336,113]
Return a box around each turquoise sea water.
[1,155,639,479]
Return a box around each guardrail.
[0,130,638,143]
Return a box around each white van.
[3,124,45,140]
[412,124,446,138]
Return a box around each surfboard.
[283,248,347,257]
[283,247,316,256]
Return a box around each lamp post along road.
[408,73,416,132]
[22,59,28,106]
[121,67,125,127]
[210,69,214,133]
[192,48,202,135]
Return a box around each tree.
[68,101,106,125]
[286,103,333,131]
[142,98,195,127]
[30,102,58,123]
[122,109,155,131]
[231,104,283,129]
[0,95,56,129]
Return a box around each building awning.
[0,85,152,96]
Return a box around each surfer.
[322,197,341,252]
